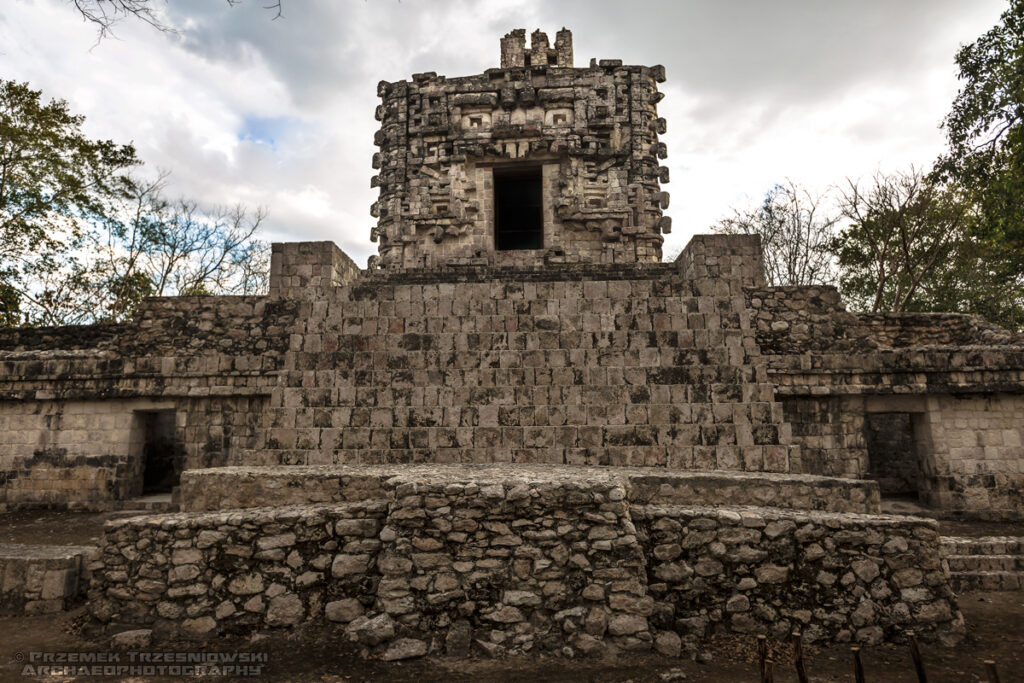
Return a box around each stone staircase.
[941,536,1024,592]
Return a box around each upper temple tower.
[370,28,671,269]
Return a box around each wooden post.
[852,646,866,683]
[758,634,767,683]
[907,630,928,683]
[985,659,1001,683]
[793,630,809,683]
[765,658,775,683]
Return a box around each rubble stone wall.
[634,505,960,647]
[85,473,961,655]
[88,501,387,638]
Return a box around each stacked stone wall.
[749,280,1024,516]
[0,399,163,509]
[0,544,96,614]
[634,505,960,646]
[252,262,797,471]
[269,242,362,300]
[0,323,124,352]
[179,465,880,516]
[0,396,267,510]
[781,397,867,478]
[88,502,387,638]
[675,235,766,289]
[0,233,1022,516]
[854,313,1024,348]
[85,473,962,656]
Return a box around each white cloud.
[0,0,1009,266]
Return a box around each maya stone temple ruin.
[1,28,1023,658]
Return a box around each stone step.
[0,543,98,614]
[946,554,1024,572]
[117,494,178,514]
[940,536,1024,557]
[948,570,1024,592]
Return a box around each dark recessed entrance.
[140,410,179,494]
[865,412,921,499]
[494,166,543,250]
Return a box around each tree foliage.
[932,0,1024,329]
[832,169,972,313]
[0,79,268,327]
[0,80,139,323]
[714,181,838,287]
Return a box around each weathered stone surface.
[608,614,648,636]
[654,631,682,657]
[445,619,473,657]
[382,638,428,661]
[111,629,152,649]
[332,554,370,578]
[181,616,216,636]
[266,594,304,627]
[346,614,395,646]
[325,599,364,623]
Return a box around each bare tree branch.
[714,180,838,287]
[68,0,285,40]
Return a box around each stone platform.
[86,465,961,657]
[180,464,880,514]
[0,543,97,614]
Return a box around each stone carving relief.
[371,28,671,268]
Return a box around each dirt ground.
[0,592,1019,682]
[0,510,116,546]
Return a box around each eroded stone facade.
[1,233,1023,517]
[370,29,670,269]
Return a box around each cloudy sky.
[0,0,1008,265]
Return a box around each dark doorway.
[494,166,543,250]
[865,412,921,498]
[140,410,179,494]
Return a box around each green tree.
[833,169,974,313]
[0,79,139,325]
[1,79,268,326]
[935,0,1024,329]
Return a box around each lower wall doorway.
[864,412,922,499]
[138,410,180,494]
